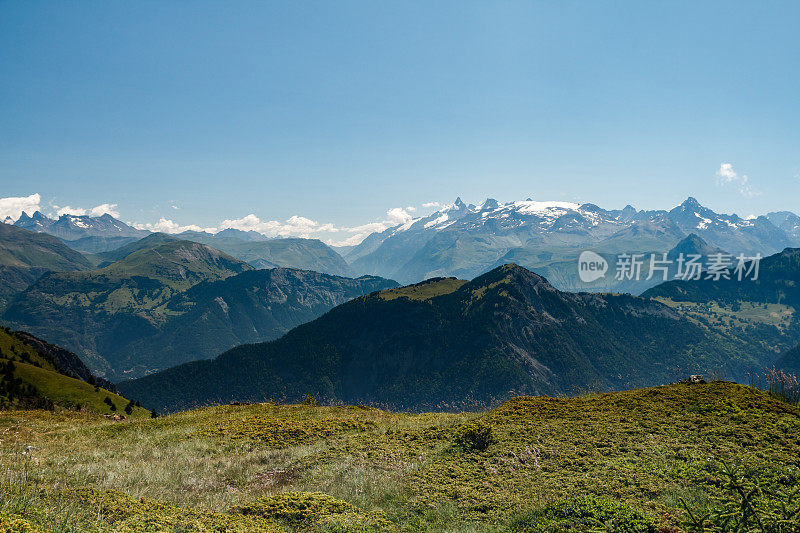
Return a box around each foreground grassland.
[1,382,799,531]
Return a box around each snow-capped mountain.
[13,211,149,252]
[767,211,800,240]
[15,211,148,241]
[14,211,54,232]
[345,197,800,291]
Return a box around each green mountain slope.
[4,249,396,380]
[103,268,397,376]
[120,264,764,413]
[776,345,800,373]
[642,247,800,360]
[2,240,253,377]
[643,247,800,306]
[0,327,147,416]
[101,240,253,289]
[179,233,354,277]
[0,223,92,309]
[95,232,181,265]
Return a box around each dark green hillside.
[0,223,92,309]
[2,241,252,377]
[642,247,800,361]
[101,240,252,288]
[643,247,800,307]
[0,327,147,416]
[12,330,117,391]
[108,269,398,374]
[776,345,800,373]
[120,264,762,413]
[4,254,396,379]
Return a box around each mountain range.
[10,197,800,294]
[345,197,800,293]
[119,263,770,413]
[2,238,396,379]
[4,197,800,406]
[13,212,353,276]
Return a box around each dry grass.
[1,383,799,531]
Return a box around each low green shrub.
[454,419,496,451]
[67,487,281,532]
[0,512,39,533]
[508,496,657,532]
[232,491,394,530]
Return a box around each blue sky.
[1,1,799,244]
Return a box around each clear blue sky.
[1,1,799,243]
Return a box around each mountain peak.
[668,233,726,259]
[681,197,701,209]
[453,197,466,208]
[481,198,499,210]
[469,263,552,291]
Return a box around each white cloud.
[422,202,441,208]
[0,193,42,222]
[133,218,212,234]
[406,206,416,212]
[89,203,120,217]
[55,206,87,216]
[716,163,761,198]
[715,163,738,184]
[386,207,414,225]
[55,203,121,218]
[218,214,340,239]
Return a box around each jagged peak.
[481,198,499,210]
[680,197,702,209]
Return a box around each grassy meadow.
[1,382,799,531]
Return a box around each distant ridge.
[345,197,800,292]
